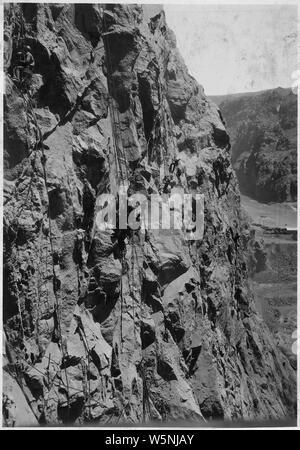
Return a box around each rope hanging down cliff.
[33,111,72,420]
[101,8,157,419]
[12,6,157,423]
[101,6,132,355]
[6,11,73,417]
[101,7,129,187]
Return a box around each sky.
[164,4,298,95]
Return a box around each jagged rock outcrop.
[212,88,297,202]
[3,4,296,426]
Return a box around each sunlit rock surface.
[3,3,296,426]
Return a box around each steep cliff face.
[214,88,297,202]
[3,4,296,426]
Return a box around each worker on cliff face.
[159,175,171,194]
[3,393,16,427]
[169,157,178,174]
[14,45,34,87]
[170,157,185,178]
[169,157,187,189]
[131,82,138,98]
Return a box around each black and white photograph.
[1,0,298,431]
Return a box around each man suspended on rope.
[169,157,178,174]
[3,393,16,427]
[13,45,34,87]
[160,175,172,194]
[170,156,185,179]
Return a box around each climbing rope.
[6,6,174,424]
[159,82,171,177]
[40,150,72,419]
[74,315,92,420]
[3,7,139,423]
[6,18,72,416]
[120,252,126,348]
[127,230,155,423]
[100,4,135,349]
[130,238,136,339]
[102,8,129,186]
[5,336,88,423]
[80,360,89,414]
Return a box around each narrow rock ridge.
[3,3,296,426]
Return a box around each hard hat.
[25,45,31,51]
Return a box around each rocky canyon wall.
[2,3,296,426]
[213,88,297,203]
